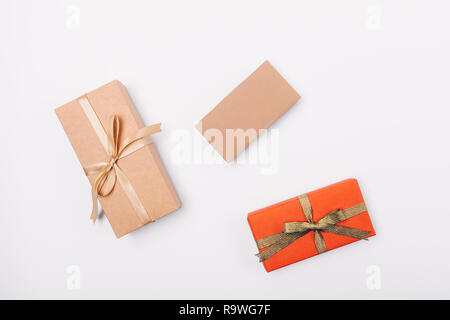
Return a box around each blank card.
[195,61,300,162]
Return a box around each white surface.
[1,0,450,299]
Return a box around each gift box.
[55,80,181,238]
[247,179,375,272]
[195,60,300,162]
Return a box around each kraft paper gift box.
[55,80,181,238]
[195,60,300,162]
[247,179,375,272]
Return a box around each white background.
[1,0,449,299]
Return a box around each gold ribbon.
[255,194,370,262]
[79,96,162,224]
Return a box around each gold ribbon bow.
[255,194,370,262]
[79,96,161,224]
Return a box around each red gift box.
[247,179,376,272]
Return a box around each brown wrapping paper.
[55,80,181,238]
[196,60,300,162]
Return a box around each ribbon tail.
[255,232,285,249]
[319,202,367,225]
[256,232,308,262]
[90,188,99,223]
[322,224,371,239]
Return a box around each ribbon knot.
[255,195,370,262]
[109,157,117,168]
[79,97,162,224]
[283,208,345,233]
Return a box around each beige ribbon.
[255,194,370,262]
[79,96,161,224]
